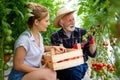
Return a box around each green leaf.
[2,20,10,28]
[18,10,24,19]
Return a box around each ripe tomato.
[107,64,111,69]
[4,54,11,62]
[73,43,78,49]
[97,24,101,28]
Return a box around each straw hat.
[54,6,75,28]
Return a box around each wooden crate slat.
[49,57,84,70]
[52,49,83,62]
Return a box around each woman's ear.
[34,19,39,25]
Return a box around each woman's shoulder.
[17,30,31,41]
[14,30,31,52]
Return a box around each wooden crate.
[43,44,84,70]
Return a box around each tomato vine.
[0,0,63,80]
[78,0,120,79]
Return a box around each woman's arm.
[13,46,38,73]
[44,46,54,52]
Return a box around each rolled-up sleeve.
[14,35,29,53]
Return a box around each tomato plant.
[0,0,63,80]
[78,0,120,79]
[0,0,31,79]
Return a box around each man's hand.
[88,35,96,54]
[87,35,95,44]
[53,46,67,54]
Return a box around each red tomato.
[4,54,10,62]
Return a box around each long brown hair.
[27,2,49,28]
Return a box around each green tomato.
[9,49,13,54]
[4,49,10,54]
[6,36,12,42]
[84,34,88,38]
[83,37,87,41]
[87,31,92,35]
[3,63,9,70]
[5,45,10,49]
[4,29,12,36]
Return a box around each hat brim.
[54,10,75,28]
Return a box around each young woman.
[8,2,65,80]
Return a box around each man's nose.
[71,20,75,25]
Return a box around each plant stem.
[0,35,4,80]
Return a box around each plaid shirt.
[51,27,96,62]
[51,27,96,80]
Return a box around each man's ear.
[59,20,64,27]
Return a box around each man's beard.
[65,25,75,32]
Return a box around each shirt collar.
[27,29,42,42]
[26,29,35,41]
